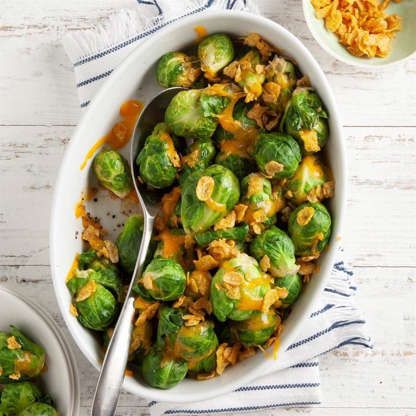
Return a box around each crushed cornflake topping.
[194,254,219,271]
[223,271,244,286]
[262,288,281,313]
[299,129,320,153]
[76,279,97,302]
[186,270,211,298]
[262,81,281,105]
[244,33,275,59]
[247,103,280,131]
[103,240,119,263]
[173,295,192,309]
[311,0,402,58]
[307,181,335,202]
[216,343,240,375]
[196,176,215,201]
[70,303,79,317]
[189,297,213,316]
[214,211,236,231]
[234,204,248,223]
[134,302,160,327]
[141,272,154,290]
[239,346,257,361]
[183,313,204,327]
[7,336,22,350]
[222,281,241,300]
[130,320,152,354]
[184,234,195,249]
[264,161,284,178]
[208,239,239,262]
[9,372,21,381]
[155,187,181,232]
[133,296,155,311]
[260,255,271,272]
[296,206,315,226]
[196,370,216,380]
[298,260,318,276]
[252,223,264,235]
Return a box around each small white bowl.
[50,10,346,403]
[303,0,416,68]
[0,287,80,414]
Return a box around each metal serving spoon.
[91,87,184,416]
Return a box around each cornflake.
[214,211,236,231]
[194,254,219,271]
[7,336,22,350]
[311,0,402,58]
[196,176,215,201]
[76,279,97,302]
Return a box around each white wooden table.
[0,1,415,415]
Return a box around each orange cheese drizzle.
[194,25,208,41]
[80,99,143,170]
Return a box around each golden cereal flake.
[183,314,204,327]
[196,370,216,380]
[76,279,97,302]
[194,254,219,271]
[141,272,155,290]
[214,211,236,231]
[262,82,281,105]
[9,372,21,381]
[264,160,284,178]
[70,303,79,317]
[244,33,275,59]
[296,206,315,226]
[208,239,239,262]
[234,204,248,222]
[223,271,244,286]
[103,240,119,263]
[196,176,215,201]
[187,270,211,297]
[7,336,22,350]
[134,302,160,327]
[259,255,271,272]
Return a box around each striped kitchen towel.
[62,1,372,415]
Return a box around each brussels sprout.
[285,155,331,205]
[67,265,121,331]
[0,382,41,413]
[136,123,180,189]
[156,51,200,88]
[288,202,332,258]
[174,321,218,374]
[254,132,301,179]
[275,274,302,306]
[18,402,58,416]
[198,33,234,78]
[138,258,186,301]
[93,149,132,198]
[225,50,265,102]
[215,152,256,180]
[241,173,284,226]
[181,164,240,233]
[116,214,143,275]
[231,310,280,347]
[195,224,249,246]
[264,56,297,113]
[141,349,188,389]
[250,226,299,278]
[180,138,216,184]
[77,250,122,293]
[282,88,329,152]
[0,327,45,382]
[165,89,228,141]
[211,253,271,322]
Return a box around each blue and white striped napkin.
[62,1,372,414]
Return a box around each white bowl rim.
[50,9,347,403]
[302,0,416,69]
[0,286,80,414]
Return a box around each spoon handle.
[91,215,154,416]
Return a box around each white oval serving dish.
[50,10,346,403]
[0,287,80,414]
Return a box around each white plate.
[50,10,346,403]
[0,287,80,414]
